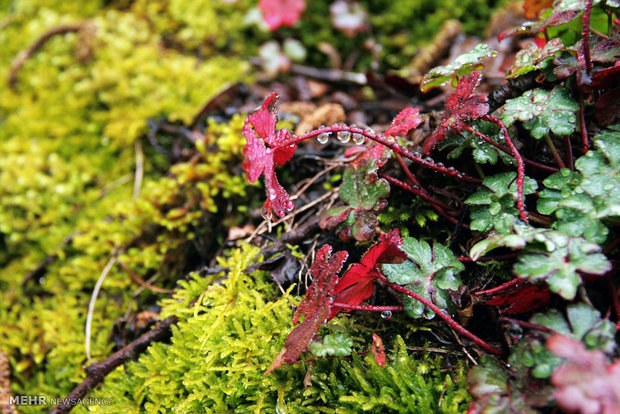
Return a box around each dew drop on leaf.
[352,133,365,145]
[381,310,392,320]
[317,133,330,144]
[337,130,351,143]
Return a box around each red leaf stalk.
[475,277,523,296]
[331,303,403,312]
[377,274,505,356]
[582,0,594,78]
[278,125,481,184]
[381,174,466,227]
[481,116,529,224]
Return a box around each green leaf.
[438,122,514,165]
[340,159,390,210]
[421,44,497,91]
[508,38,565,79]
[465,172,538,233]
[382,237,464,319]
[509,304,616,379]
[501,87,579,139]
[513,231,611,300]
[536,128,620,243]
[308,333,354,357]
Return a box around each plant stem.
[477,117,529,224]
[564,135,574,170]
[377,274,504,356]
[331,303,403,312]
[583,0,594,78]
[543,135,566,169]
[458,252,520,263]
[579,89,589,154]
[280,125,481,184]
[499,317,552,333]
[475,277,523,296]
[381,174,466,228]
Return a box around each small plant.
[239,1,619,411]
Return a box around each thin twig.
[118,260,174,294]
[499,317,552,334]
[331,303,403,312]
[8,23,84,88]
[543,135,566,169]
[579,89,589,154]
[49,317,177,414]
[475,277,523,296]
[85,256,117,362]
[133,139,144,199]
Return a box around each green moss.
[84,245,469,413]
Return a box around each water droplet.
[447,166,455,171]
[412,185,421,191]
[381,311,392,320]
[39,277,45,284]
[424,157,433,163]
[413,152,421,158]
[317,132,330,144]
[269,193,276,200]
[436,162,444,168]
[337,130,351,143]
[352,133,365,145]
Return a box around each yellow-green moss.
[84,245,470,413]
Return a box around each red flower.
[259,0,306,31]
[242,93,297,218]
[329,229,406,319]
[424,71,489,154]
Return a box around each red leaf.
[258,0,306,31]
[385,107,423,137]
[349,143,388,168]
[242,93,297,218]
[523,0,554,20]
[371,333,386,367]
[485,284,551,315]
[328,229,405,318]
[547,335,620,414]
[424,71,488,154]
[266,245,348,374]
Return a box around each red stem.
[475,117,529,224]
[279,125,481,184]
[564,135,574,170]
[331,303,403,312]
[475,277,523,296]
[579,89,589,154]
[582,0,594,78]
[458,252,520,263]
[377,274,504,356]
[460,130,558,173]
[381,174,466,227]
[499,317,553,333]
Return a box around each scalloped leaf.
[501,86,579,139]
[537,128,620,243]
[465,172,538,233]
[424,71,489,153]
[508,38,565,79]
[267,244,348,374]
[308,333,353,357]
[438,122,514,165]
[420,44,497,92]
[320,159,390,241]
[242,93,297,218]
[382,237,464,319]
[508,304,616,379]
[385,107,423,137]
[513,231,611,300]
